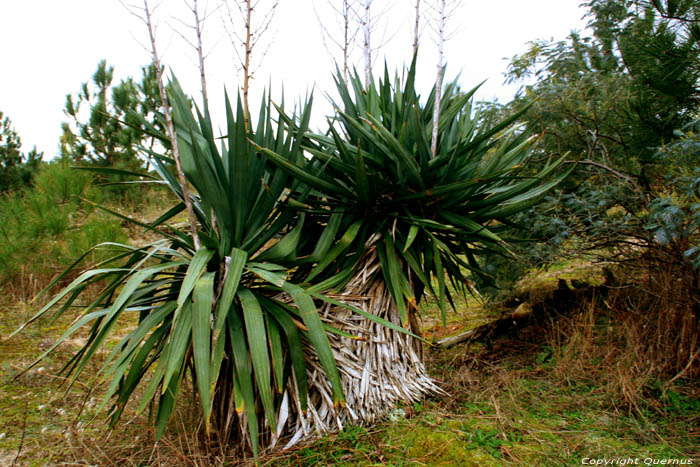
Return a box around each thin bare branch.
[314,0,360,82]
[140,0,201,250]
[219,0,279,122]
[170,22,198,49]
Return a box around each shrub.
[0,163,126,300]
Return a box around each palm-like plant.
[266,62,568,319]
[14,81,351,459]
[260,61,571,433]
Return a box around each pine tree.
[60,60,164,171]
[0,111,43,192]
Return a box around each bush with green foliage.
[474,0,700,298]
[646,122,700,269]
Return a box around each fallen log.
[435,302,533,348]
[435,279,603,349]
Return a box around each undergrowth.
[0,163,173,303]
[262,295,698,466]
[2,261,698,465]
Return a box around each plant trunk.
[343,0,351,83]
[277,242,442,449]
[193,0,209,107]
[243,0,252,128]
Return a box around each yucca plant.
[268,61,569,318]
[12,80,362,459]
[14,61,570,458]
[260,60,571,434]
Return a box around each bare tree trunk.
[142,0,201,250]
[192,0,209,107]
[413,0,421,55]
[243,0,252,126]
[362,0,372,87]
[188,0,220,238]
[170,1,211,106]
[343,0,351,82]
[430,0,445,159]
[220,0,278,129]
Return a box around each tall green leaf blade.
[176,247,214,309]
[237,288,276,432]
[306,220,363,282]
[377,237,409,326]
[363,113,424,188]
[355,145,371,204]
[258,146,350,196]
[307,212,343,263]
[12,268,130,337]
[282,283,344,407]
[101,302,176,384]
[212,248,247,341]
[403,224,420,252]
[67,260,183,388]
[192,271,215,435]
[163,302,193,393]
[254,213,305,262]
[17,309,109,378]
[226,309,260,460]
[265,315,285,394]
[226,91,250,245]
[261,298,308,412]
[432,238,447,327]
[248,264,287,287]
[155,362,185,439]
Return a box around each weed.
[660,389,700,414]
[413,402,424,415]
[535,344,554,365]
[464,427,511,459]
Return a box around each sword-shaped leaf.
[192,272,215,434]
[237,288,276,432]
[282,283,344,407]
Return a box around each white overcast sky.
[0,1,588,158]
